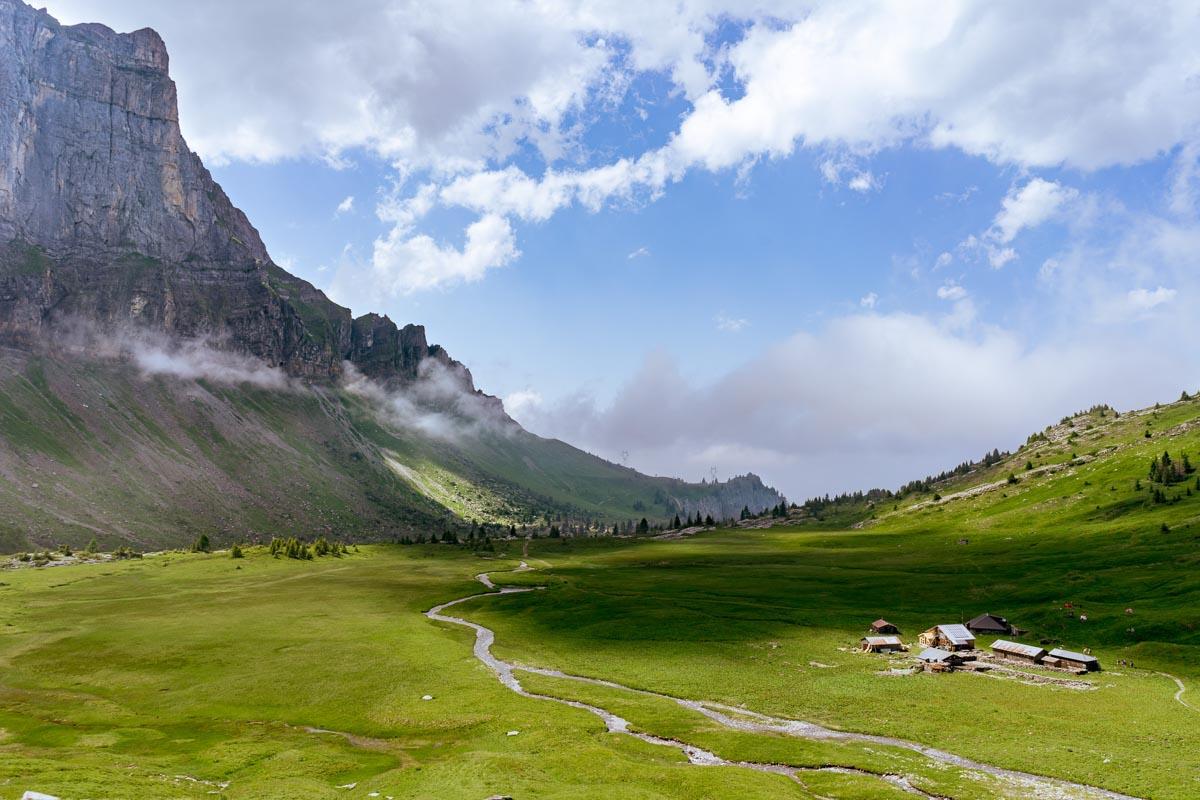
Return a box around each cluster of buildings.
[859,613,1101,674]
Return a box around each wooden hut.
[990,639,1045,665]
[917,647,965,672]
[917,624,976,651]
[967,612,1012,635]
[1046,648,1100,672]
[860,635,906,653]
[870,618,900,634]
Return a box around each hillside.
[0,347,780,552]
[795,393,1200,542]
[0,0,782,552]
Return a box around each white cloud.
[1127,286,1177,311]
[987,247,1017,269]
[335,195,355,216]
[41,1,1200,293]
[859,292,878,309]
[716,313,749,333]
[847,171,879,193]
[936,282,967,301]
[934,251,953,269]
[819,154,880,193]
[991,178,1079,244]
[372,213,518,293]
[512,310,1193,498]
[502,389,544,418]
[627,246,650,260]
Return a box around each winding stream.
[426,563,1141,800]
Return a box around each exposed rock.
[670,473,783,520]
[0,0,496,398]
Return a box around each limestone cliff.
[0,0,484,393]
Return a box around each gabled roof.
[918,647,955,662]
[991,639,1045,659]
[937,624,975,645]
[872,618,892,627]
[1048,648,1097,663]
[967,612,1010,630]
[862,636,903,646]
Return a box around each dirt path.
[427,564,1142,800]
[1158,672,1198,712]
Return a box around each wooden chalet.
[967,612,1012,635]
[870,618,900,634]
[917,624,976,651]
[1045,648,1100,672]
[860,635,906,653]
[990,639,1045,665]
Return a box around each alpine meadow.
[2,2,1200,799]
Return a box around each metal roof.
[938,624,975,645]
[968,613,1009,629]
[918,647,954,662]
[862,636,903,646]
[1048,648,1097,663]
[991,639,1045,658]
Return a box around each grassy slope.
[0,349,758,551]
[1,546,965,800]
[471,526,1200,799]
[451,399,1200,799]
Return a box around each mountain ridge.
[0,0,490,394]
[0,0,784,549]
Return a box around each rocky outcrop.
[670,473,784,521]
[0,0,493,398]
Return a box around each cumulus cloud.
[372,213,519,293]
[990,178,1080,244]
[43,1,1200,292]
[335,195,355,216]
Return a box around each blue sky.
[42,1,1200,499]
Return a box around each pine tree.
[672,514,682,529]
[192,534,211,553]
[636,518,649,535]
[705,514,714,526]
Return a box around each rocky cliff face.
[0,0,487,394]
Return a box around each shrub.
[230,544,244,559]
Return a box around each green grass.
[0,546,922,800]
[6,516,1200,798]
[0,349,766,551]
[470,530,1200,798]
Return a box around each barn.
[917,624,976,651]
[861,635,906,653]
[870,618,900,634]
[1046,648,1101,672]
[917,647,965,671]
[967,612,1012,635]
[991,639,1045,664]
